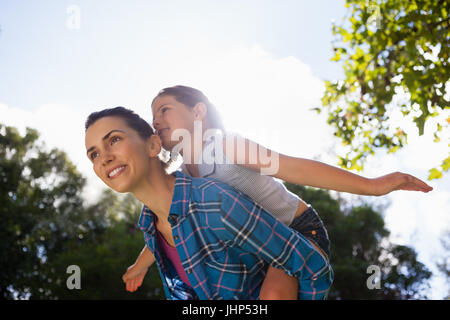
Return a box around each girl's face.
[85,116,152,193]
[151,95,196,151]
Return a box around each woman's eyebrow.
[86,129,125,155]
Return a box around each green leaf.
[441,154,450,172]
[331,52,342,62]
[323,0,450,179]
[414,115,426,136]
[433,132,440,143]
[428,168,443,180]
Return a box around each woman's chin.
[114,187,129,193]
[107,180,131,194]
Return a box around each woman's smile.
[107,164,128,179]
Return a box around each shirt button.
[174,235,179,241]
[168,214,178,225]
[186,269,192,274]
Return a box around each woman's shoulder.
[186,172,241,200]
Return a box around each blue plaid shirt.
[138,171,333,300]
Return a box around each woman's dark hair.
[152,85,226,132]
[85,106,154,139]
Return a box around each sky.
[1,0,449,299]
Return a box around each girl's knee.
[260,286,297,300]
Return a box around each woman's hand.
[122,263,149,292]
[371,172,433,196]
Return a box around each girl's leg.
[259,265,298,300]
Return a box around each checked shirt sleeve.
[218,189,333,300]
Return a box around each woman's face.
[151,95,196,151]
[85,116,152,193]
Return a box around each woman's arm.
[222,135,433,196]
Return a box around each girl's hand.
[372,172,433,196]
[122,264,149,292]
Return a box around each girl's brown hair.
[152,85,226,132]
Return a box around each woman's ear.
[193,102,207,120]
[148,134,162,157]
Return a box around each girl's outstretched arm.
[222,135,433,196]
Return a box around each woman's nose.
[101,151,114,165]
[152,116,160,130]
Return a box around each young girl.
[85,107,333,300]
[123,85,433,299]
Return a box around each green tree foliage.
[39,192,164,299]
[284,182,432,299]
[321,0,449,179]
[436,229,450,299]
[0,124,86,298]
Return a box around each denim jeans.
[289,206,330,259]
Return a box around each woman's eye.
[90,152,98,160]
[161,107,168,113]
[111,136,121,144]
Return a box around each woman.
[84,106,333,300]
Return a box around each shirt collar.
[169,170,192,218]
[138,171,192,232]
